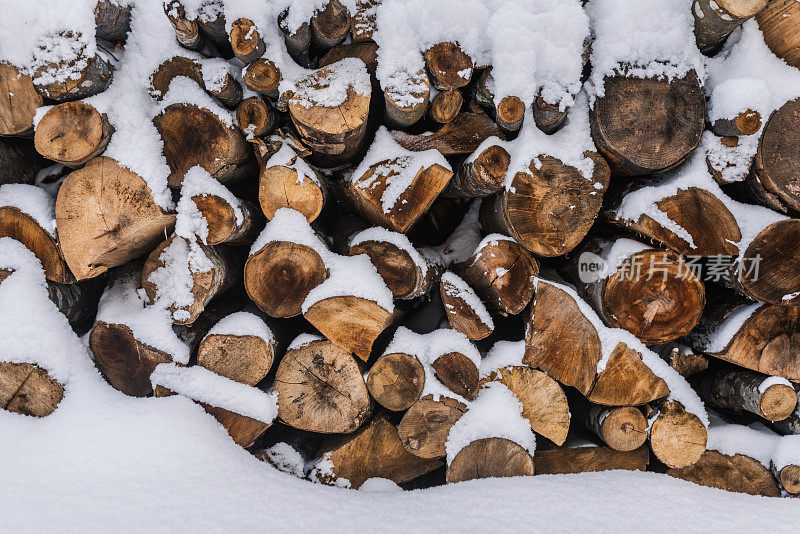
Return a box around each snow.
[95,267,190,363]
[441,271,494,330]
[151,363,277,423]
[250,207,329,259]
[350,226,428,275]
[758,376,793,395]
[480,340,526,379]
[351,127,451,213]
[359,478,403,493]
[157,75,234,126]
[264,138,321,186]
[290,57,371,109]
[259,442,306,478]
[0,184,57,238]
[586,0,706,99]
[206,311,274,343]
[287,333,324,351]
[598,238,651,275]
[691,302,763,353]
[175,166,243,243]
[302,253,394,314]
[445,382,536,465]
[707,415,800,473]
[145,236,213,322]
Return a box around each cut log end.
[398,396,466,459]
[423,42,473,91]
[197,333,274,386]
[367,352,425,412]
[34,101,113,167]
[230,18,265,64]
[0,362,64,417]
[599,407,648,452]
[431,352,479,401]
[446,437,534,484]
[649,401,708,469]
[258,165,325,223]
[0,63,43,136]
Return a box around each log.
[154,103,253,188]
[431,351,480,401]
[443,143,509,198]
[197,326,275,386]
[314,416,442,488]
[0,138,41,185]
[202,404,271,448]
[534,445,649,475]
[274,337,371,433]
[667,450,781,497]
[304,295,398,361]
[423,43,473,91]
[473,69,524,134]
[652,343,709,378]
[398,396,467,459]
[278,10,312,67]
[0,362,64,417]
[392,112,504,156]
[563,238,705,345]
[287,60,371,166]
[480,153,611,257]
[383,69,430,128]
[229,18,265,64]
[94,0,132,42]
[648,400,708,469]
[582,405,648,452]
[749,98,800,213]
[481,366,571,446]
[55,157,176,280]
[258,146,327,223]
[524,280,670,405]
[693,0,768,53]
[589,72,705,175]
[164,0,203,51]
[446,437,535,483]
[34,102,114,168]
[0,63,43,137]
[532,92,568,134]
[311,0,351,49]
[141,235,237,325]
[773,462,800,494]
[367,352,426,411]
[440,271,494,341]
[236,96,277,138]
[352,0,379,42]
[732,219,800,304]
[756,0,800,69]
[0,203,72,284]
[428,90,462,124]
[245,240,327,318]
[149,56,242,109]
[710,109,762,137]
[453,236,538,316]
[191,193,258,246]
[243,58,281,100]
[699,369,797,422]
[32,33,114,101]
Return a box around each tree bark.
[667,450,781,497]
[589,72,705,175]
[0,138,41,185]
[197,330,275,386]
[392,112,504,156]
[648,400,708,469]
[446,437,534,483]
[367,352,426,412]
[693,0,767,53]
[94,0,132,42]
[398,395,467,459]
[164,0,203,51]
[383,69,430,128]
[274,338,371,433]
[279,10,312,67]
[0,362,64,417]
[699,368,798,422]
[34,101,114,168]
[756,0,800,69]
[55,156,176,280]
[480,153,610,257]
[0,63,43,137]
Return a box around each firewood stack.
[2,0,800,497]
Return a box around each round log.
[423,42,473,90]
[444,144,509,198]
[258,162,326,223]
[34,101,113,168]
[0,206,72,283]
[367,352,426,412]
[348,239,441,300]
[751,98,800,213]
[0,362,63,417]
[149,56,242,109]
[398,395,467,459]
[532,92,568,134]
[431,352,479,401]
[0,63,43,137]
[33,34,114,101]
[649,401,708,469]
[383,70,430,128]
[229,18,265,64]
[440,273,493,341]
[95,0,132,42]
[197,333,274,386]
[164,0,203,50]
[710,109,762,137]
[243,58,281,99]
[236,96,276,138]
[429,90,462,124]
[446,437,535,483]
[192,194,257,246]
[774,463,800,495]
[584,405,648,452]
[311,0,351,49]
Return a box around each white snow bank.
[206,311,274,344]
[287,333,324,351]
[707,415,800,472]
[0,184,57,238]
[359,478,403,493]
[290,57,371,109]
[250,207,329,258]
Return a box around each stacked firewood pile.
[2,0,800,497]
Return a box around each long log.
[190,193,258,246]
[756,0,800,69]
[34,102,114,168]
[392,112,504,156]
[698,368,797,422]
[258,143,327,223]
[534,445,649,475]
[0,362,64,417]
[532,92,568,134]
[164,0,203,51]
[0,63,43,137]
[667,450,781,497]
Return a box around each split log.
[383,70,430,128]
[304,295,398,361]
[348,230,443,300]
[732,219,800,304]
[55,157,176,280]
[652,343,709,378]
[443,143,509,198]
[440,272,494,341]
[153,103,253,187]
[589,72,705,175]
[0,63,43,137]
[0,362,64,417]
[431,351,479,401]
[428,90,462,124]
[258,144,326,223]
[314,416,442,488]
[367,352,426,411]
[311,0,352,49]
[0,139,41,185]
[94,0,132,42]
[352,0,379,42]
[34,102,114,168]
[197,323,275,386]
[689,297,800,380]
[278,10,312,67]
[693,0,768,53]
[149,56,242,109]
[191,194,258,246]
[581,405,648,452]
[756,0,800,69]
[202,404,271,448]
[423,43,473,91]
[749,98,800,213]
[667,450,781,497]
[287,60,371,166]
[563,238,705,345]
[534,445,649,475]
[243,58,281,100]
[480,153,611,257]
[524,279,670,405]
[773,462,800,494]
[453,236,538,316]
[236,96,277,138]
[710,109,762,137]
[481,366,571,446]
[274,337,371,433]
[0,204,72,284]
[32,33,114,101]
[699,369,797,422]
[141,235,237,325]
[648,400,708,469]
[245,240,327,319]
[398,396,467,459]
[164,0,203,51]
[446,438,535,483]
[392,112,504,156]
[229,18,265,64]
[532,92,568,134]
